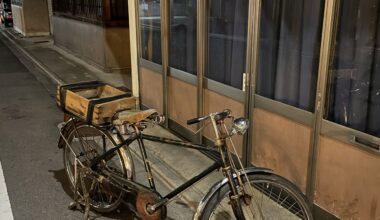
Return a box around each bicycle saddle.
[113,109,159,125]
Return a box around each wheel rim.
[209,178,310,220]
[64,124,125,211]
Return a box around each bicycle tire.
[199,173,313,220]
[63,123,134,213]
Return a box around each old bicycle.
[57,81,313,220]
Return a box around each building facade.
[132,0,380,219]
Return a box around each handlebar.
[187,109,231,125]
[187,115,209,125]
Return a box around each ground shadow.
[49,169,135,220]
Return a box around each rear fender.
[193,167,273,220]
[57,118,77,149]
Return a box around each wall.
[168,77,197,133]
[52,16,106,70]
[53,16,131,73]
[315,136,380,219]
[10,5,24,35]
[104,27,131,72]
[23,0,50,36]
[139,67,163,113]
[12,0,50,37]
[251,108,311,192]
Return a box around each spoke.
[279,194,290,206]
[276,188,283,203]
[97,183,105,205]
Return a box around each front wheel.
[200,173,313,220]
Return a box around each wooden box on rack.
[57,81,136,125]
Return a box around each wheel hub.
[136,192,166,220]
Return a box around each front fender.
[193,167,273,220]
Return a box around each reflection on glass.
[327,0,380,137]
[207,0,249,89]
[169,0,197,74]
[256,0,324,111]
[139,0,162,64]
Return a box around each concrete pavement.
[0,28,87,219]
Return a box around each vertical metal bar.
[161,0,170,128]
[196,0,207,144]
[242,0,254,167]
[245,0,262,167]
[128,0,141,101]
[306,0,338,204]
[242,0,255,167]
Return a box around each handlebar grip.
[187,117,201,125]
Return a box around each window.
[169,0,197,74]
[53,0,103,21]
[52,0,128,26]
[139,0,162,64]
[256,0,325,111]
[206,0,249,89]
[327,0,380,137]
[110,0,128,21]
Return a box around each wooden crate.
[57,82,136,125]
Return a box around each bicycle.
[58,107,313,220]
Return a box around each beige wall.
[139,67,163,113]
[12,0,50,36]
[315,136,380,219]
[23,0,50,36]
[168,77,197,132]
[53,16,131,72]
[251,108,311,192]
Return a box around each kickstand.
[68,158,91,220]
[69,158,82,210]
[80,169,91,220]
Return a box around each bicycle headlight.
[231,117,249,135]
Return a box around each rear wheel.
[200,173,313,220]
[63,123,134,213]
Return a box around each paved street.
[0,29,88,219]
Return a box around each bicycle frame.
[58,107,313,220]
[86,128,224,205]
[59,114,253,218]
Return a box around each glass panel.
[256,0,325,111]
[206,0,249,89]
[327,0,380,137]
[139,0,162,64]
[169,0,197,74]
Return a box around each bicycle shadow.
[49,169,134,220]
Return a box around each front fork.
[218,141,246,220]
